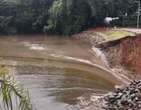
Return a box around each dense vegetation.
[0,0,140,35]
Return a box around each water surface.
[0,35,120,110]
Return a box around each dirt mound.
[72,29,105,45]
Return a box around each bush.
[46,0,92,35]
[0,66,32,110]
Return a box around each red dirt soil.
[120,34,141,74]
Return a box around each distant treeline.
[0,0,140,35]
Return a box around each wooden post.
[137,0,141,28]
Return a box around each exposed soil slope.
[104,34,141,75]
[74,28,141,76]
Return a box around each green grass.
[102,30,136,42]
[0,66,33,110]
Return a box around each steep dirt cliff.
[103,34,141,75]
[120,35,141,74]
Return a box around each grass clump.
[0,66,32,110]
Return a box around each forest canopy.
[0,0,140,35]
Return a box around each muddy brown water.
[0,35,121,110]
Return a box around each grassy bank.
[102,30,135,42]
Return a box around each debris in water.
[29,44,45,51]
[104,80,141,110]
[22,42,45,51]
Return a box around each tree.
[0,0,140,35]
[46,0,92,35]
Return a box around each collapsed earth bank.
[102,34,141,76]
[73,29,141,110]
[74,29,141,76]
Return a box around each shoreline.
[73,28,141,110]
[73,28,134,82]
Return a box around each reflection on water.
[0,35,119,110]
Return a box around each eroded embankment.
[100,34,141,76]
[75,29,141,77]
[73,29,141,110]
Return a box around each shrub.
[0,66,32,110]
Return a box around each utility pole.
[137,0,141,28]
